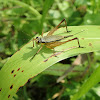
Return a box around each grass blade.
[71,65,100,100]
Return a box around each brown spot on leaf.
[89,43,92,46]
[28,78,32,82]
[19,87,22,90]
[0,88,2,91]
[11,70,14,74]
[8,95,10,98]
[81,38,84,40]
[17,86,23,92]
[17,68,20,71]
[21,70,24,72]
[44,59,48,62]
[14,74,16,77]
[10,85,13,89]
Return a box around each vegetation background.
[0,0,100,100]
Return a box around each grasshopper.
[31,19,83,60]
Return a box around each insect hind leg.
[68,37,84,48]
[58,37,84,48]
[63,18,71,33]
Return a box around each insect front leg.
[33,38,35,47]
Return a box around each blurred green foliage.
[0,0,100,100]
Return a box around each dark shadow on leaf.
[22,45,54,61]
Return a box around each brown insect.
[31,19,83,60]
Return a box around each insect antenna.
[64,30,85,38]
[73,30,85,36]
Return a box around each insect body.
[31,19,83,60]
[36,35,73,43]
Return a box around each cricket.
[31,18,83,60]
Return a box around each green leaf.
[0,26,100,99]
[71,65,100,100]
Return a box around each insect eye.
[36,37,38,39]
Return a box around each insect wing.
[42,35,64,43]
